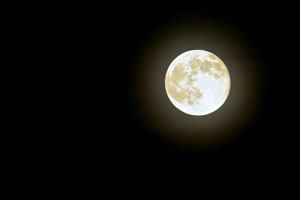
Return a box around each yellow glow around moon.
[165,50,230,116]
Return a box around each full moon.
[165,50,230,116]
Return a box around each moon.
[165,50,230,116]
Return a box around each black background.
[59,2,298,171]
[6,1,299,192]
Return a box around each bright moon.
[165,50,230,116]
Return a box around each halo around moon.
[165,50,230,116]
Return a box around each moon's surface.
[165,50,230,116]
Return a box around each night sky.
[65,2,298,170]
